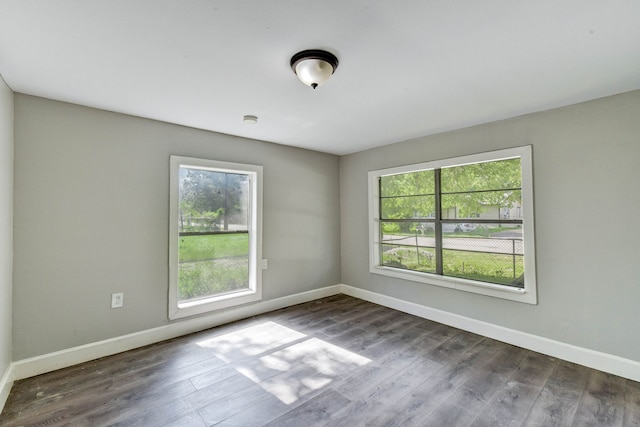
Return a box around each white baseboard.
[11,285,341,381]
[9,283,640,388]
[0,363,14,413]
[339,284,640,383]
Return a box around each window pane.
[178,167,250,303]
[441,158,521,193]
[178,234,249,301]
[380,221,436,273]
[381,170,434,197]
[441,190,522,220]
[179,169,249,232]
[442,250,524,287]
[381,195,436,220]
[441,222,524,287]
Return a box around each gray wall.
[341,90,640,363]
[0,75,13,379]
[13,95,341,360]
[11,89,640,364]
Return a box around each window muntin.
[170,156,262,319]
[369,146,536,304]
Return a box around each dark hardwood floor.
[2,294,639,426]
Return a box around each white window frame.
[368,146,537,304]
[169,156,263,319]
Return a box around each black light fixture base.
[290,49,339,72]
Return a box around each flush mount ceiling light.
[290,49,339,89]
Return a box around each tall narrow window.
[369,146,536,304]
[169,156,263,319]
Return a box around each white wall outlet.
[111,292,124,308]
[261,259,268,269]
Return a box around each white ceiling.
[1,1,639,155]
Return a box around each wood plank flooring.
[2,294,639,426]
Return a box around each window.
[169,156,263,319]
[368,146,536,304]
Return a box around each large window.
[169,156,263,319]
[369,146,536,304]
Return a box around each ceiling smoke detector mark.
[243,115,258,124]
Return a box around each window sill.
[170,289,262,320]
[370,265,536,304]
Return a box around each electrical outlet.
[111,292,124,308]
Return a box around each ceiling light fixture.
[290,49,339,89]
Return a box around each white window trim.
[368,146,537,304]
[169,156,263,319]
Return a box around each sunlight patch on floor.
[256,338,371,404]
[196,321,372,404]
[196,321,306,363]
